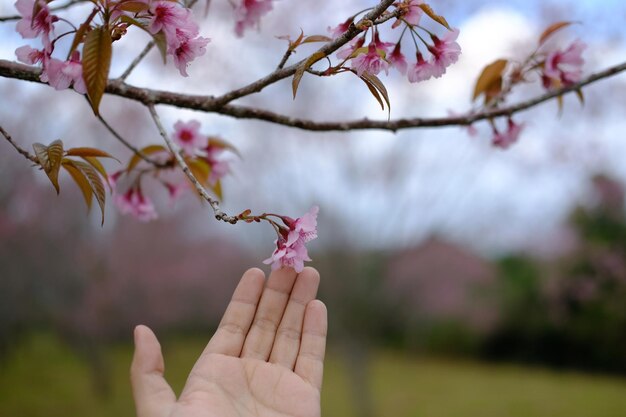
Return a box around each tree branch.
[211,0,396,106]
[0,125,38,163]
[2,58,624,132]
[147,104,239,224]
[94,111,170,168]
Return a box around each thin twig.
[0,125,38,163]
[94,112,170,168]
[276,48,294,70]
[117,41,155,82]
[147,104,239,224]
[0,0,87,22]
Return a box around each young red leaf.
[82,27,113,115]
[81,156,108,182]
[66,147,118,160]
[212,179,223,201]
[118,15,168,63]
[419,4,451,30]
[539,21,575,46]
[116,1,150,13]
[293,51,327,99]
[361,71,391,115]
[186,157,211,185]
[126,144,168,172]
[62,159,94,210]
[575,88,585,106]
[302,35,332,44]
[67,9,97,60]
[65,159,106,225]
[33,139,64,194]
[473,59,508,102]
[207,136,241,158]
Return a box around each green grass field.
[1,333,625,417]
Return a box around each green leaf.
[33,139,64,194]
[82,26,113,115]
[473,59,508,102]
[62,159,93,210]
[126,144,167,172]
[419,4,451,30]
[292,51,326,99]
[539,21,575,46]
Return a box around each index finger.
[203,268,265,357]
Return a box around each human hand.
[130,267,326,417]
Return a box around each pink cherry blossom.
[15,45,46,65]
[15,0,57,50]
[407,52,435,83]
[164,181,188,203]
[202,144,231,185]
[148,2,193,41]
[233,0,273,38]
[389,43,408,75]
[337,37,365,60]
[286,206,319,246]
[263,239,311,273]
[169,29,210,77]
[351,43,389,76]
[542,40,586,90]
[45,52,87,94]
[492,118,524,149]
[115,188,158,222]
[328,18,352,39]
[263,206,319,273]
[403,0,424,26]
[173,120,204,154]
[373,32,394,54]
[428,28,462,78]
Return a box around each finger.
[204,268,265,357]
[130,325,176,417]
[269,267,320,369]
[241,267,298,360]
[294,300,327,392]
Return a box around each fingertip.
[306,300,327,320]
[299,267,320,286]
[242,267,266,284]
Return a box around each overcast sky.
[1,0,625,258]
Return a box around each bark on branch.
[2,58,624,132]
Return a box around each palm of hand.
[131,268,326,417]
[177,355,320,417]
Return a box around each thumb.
[130,325,176,417]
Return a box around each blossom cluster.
[329,0,462,84]
[13,0,208,97]
[262,206,319,273]
[233,0,274,37]
[110,119,233,222]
